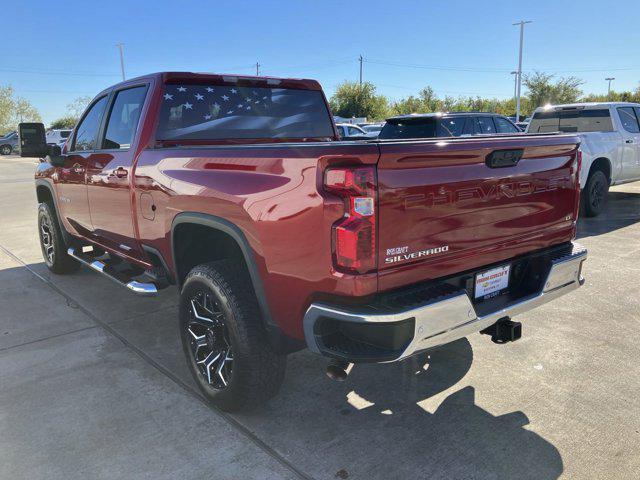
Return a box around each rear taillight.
[324,166,377,274]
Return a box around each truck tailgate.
[376,135,580,292]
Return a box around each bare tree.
[66,96,92,119]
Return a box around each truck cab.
[527,102,640,216]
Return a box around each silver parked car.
[0,131,19,155]
[335,123,368,139]
[361,123,384,137]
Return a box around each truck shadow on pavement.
[246,339,564,480]
[577,190,640,239]
[3,262,565,480]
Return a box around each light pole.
[116,43,126,81]
[511,71,518,116]
[513,20,532,121]
[605,77,615,99]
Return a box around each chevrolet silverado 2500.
[20,72,587,411]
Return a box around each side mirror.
[18,122,48,157]
[45,145,65,167]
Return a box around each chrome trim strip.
[67,247,158,296]
[303,243,587,362]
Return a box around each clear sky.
[4,0,640,124]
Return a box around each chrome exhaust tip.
[326,360,354,381]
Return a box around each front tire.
[179,260,286,412]
[0,145,12,155]
[583,170,608,217]
[38,202,80,274]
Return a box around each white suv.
[45,129,73,148]
[527,102,640,216]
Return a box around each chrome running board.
[67,247,158,296]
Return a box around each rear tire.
[583,170,608,217]
[0,145,11,155]
[38,202,80,274]
[179,260,286,412]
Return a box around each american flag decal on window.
[163,84,272,121]
[156,84,334,141]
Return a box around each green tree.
[418,87,441,111]
[523,72,584,109]
[0,87,14,134]
[391,95,424,115]
[14,98,42,123]
[66,95,92,119]
[329,81,390,120]
[339,74,639,125]
[50,116,78,129]
[581,88,640,103]
[390,87,449,115]
[0,86,41,134]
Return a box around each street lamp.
[511,71,518,116]
[513,20,533,121]
[605,77,615,99]
[116,43,126,81]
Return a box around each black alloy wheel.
[185,289,234,389]
[584,170,608,217]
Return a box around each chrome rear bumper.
[304,242,587,362]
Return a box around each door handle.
[72,163,85,174]
[114,167,128,178]
[626,139,634,144]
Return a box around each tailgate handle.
[486,149,524,168]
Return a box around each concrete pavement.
[0,155,638,479]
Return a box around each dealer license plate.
[475,264,510,299]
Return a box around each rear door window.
[103,86,148,149]
[476,117,497,134]
[157,84,334,140]
[617,107,640,133]
[436,116,466,137]
[72,96,108,151]
[462,117,476,135]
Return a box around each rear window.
[60,130,71,138]
[436,117,467,137]
[156,84,334,141]
[495,117,520,133]
[379,118,436,139]
[528,108,614,133]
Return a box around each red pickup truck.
[20,72,587,412]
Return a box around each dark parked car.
[378,112,521,140]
